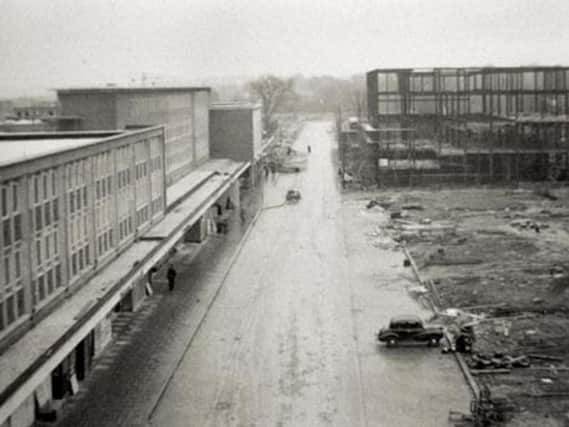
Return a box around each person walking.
[307,145,311,153]
[167,264,177,291]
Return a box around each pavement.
[56,210,255,427]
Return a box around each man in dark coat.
[167,264,177,291]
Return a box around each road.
[149,121,470,427]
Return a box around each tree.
[248,75,295,136]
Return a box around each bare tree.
[248,75,295,136]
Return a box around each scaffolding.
[366,66,569,185]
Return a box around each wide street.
[148,120,470,427]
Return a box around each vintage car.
[377,315,443,347]
[286,189,301,202]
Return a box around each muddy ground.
[360,186,569,426]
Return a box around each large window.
[377,73,399,93]
[66,159,91,281]
[94,152,114,259]
[117,145,134,242]
[29,169,62,306]
[0,179,25,331]
[377,95,402,114]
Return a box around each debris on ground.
[366,187,569,426]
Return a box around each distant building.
[57,87,211,186]
[363,66,569,185]
[209,103,263,162]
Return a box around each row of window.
[3,215,22,248]
[97,229,114,257]
[35,231,59,266]
[70,244,91,279]
[379,70,569,94]
[119,217,133,242]
[117,169,132,190]
[135,162,148,181]
[32,171,56,205]
[1,181,19,218]
[69,186,88,215]
[95,176,112,201]
[136,205,150,227]
[34,199,59,233]
[3,250,22,288]
[0,287,24,331]
[34,263,62,305]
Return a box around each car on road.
[377,315,443,347]
[286,189,301,202]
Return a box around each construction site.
[340,66,569,188]
[341,66,569,426]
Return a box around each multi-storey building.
[361,67,569,185]
[0,129,165,342]
[57,87,211,186]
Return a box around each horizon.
[2,0,569,98]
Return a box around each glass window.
[17,288,24,315]
[3,219,11,247]
[13,214,21,242]
[38,275,45,301]
[55,264,62,287]
[1,187,7,217]
[34,176,39,203]
[35,206,42,231]
[53,199,59,222]
[83,187,87,207]
[12,184,18,211]
[36,240,41,265]
[4,257,10,284]
[43,175,48,199]
[44,201,51,227]
[6,295,14,324]
[14,252,21,277]
[47,269,54,294]
[0,302,3,330]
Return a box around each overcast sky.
[1,0,568,98]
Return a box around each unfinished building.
[353,67,569,186]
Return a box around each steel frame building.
[365,67,569,185]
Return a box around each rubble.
[370,187,569,426]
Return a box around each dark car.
[286,189,301,202]
[377,315,443,347]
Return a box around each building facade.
[57,87,211,186]
[0,128,166,346]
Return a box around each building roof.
[57,86,211,95]
[0,131,123,168]
[210,102,261,111]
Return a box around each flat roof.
[0,131,124,168]
[210,102,261,111]
[57,86,211,95]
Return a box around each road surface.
[149,121,470,427]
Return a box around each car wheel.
[387,337,397,347]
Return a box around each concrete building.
[57,87,211,186]
[0,88,260,427]
[209,103,267,184]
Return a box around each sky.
[1,0,568,98]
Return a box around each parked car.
[377,315,443,347]
[286,189,301,202]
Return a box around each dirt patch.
[364,186,569,426]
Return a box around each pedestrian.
[307,145,311,153]
[167,264,177,291]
